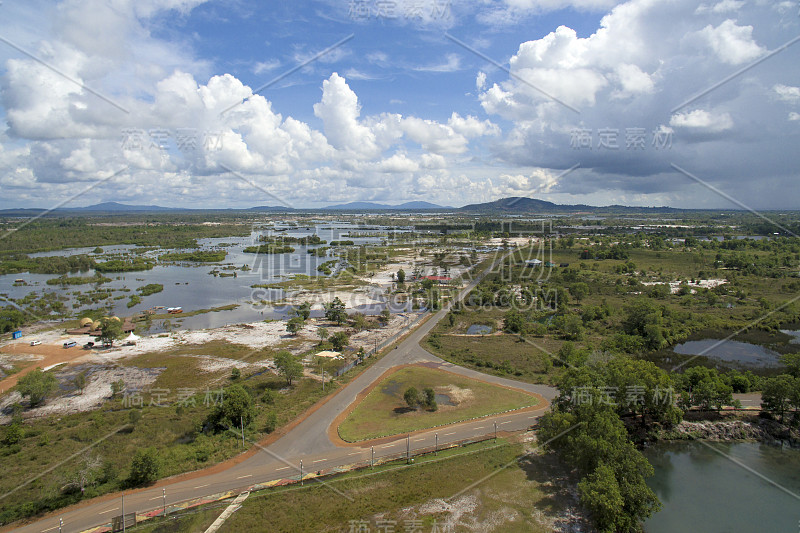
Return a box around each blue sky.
[0,0,798,209]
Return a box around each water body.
[780,330,800,345]
[644,441,800,532]
[0,224,403,326]
[672,339,783,367]
[466,324,493,335]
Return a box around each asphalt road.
[12,257,557,533]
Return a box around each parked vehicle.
[30,340,42,346]
[63,341,77,348]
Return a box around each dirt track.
[0,342,87,392]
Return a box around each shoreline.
[651,414,800,448]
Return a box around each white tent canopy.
[124,332,139,342]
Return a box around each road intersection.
[11,257,557,533]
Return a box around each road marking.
[443,432,456,436]
[474,426,485,430]
[312,458,326,463]
[381,443,399,448]
[347,452,360,456]
[499,421,511,425]
[237,474,253,479]
[194,483,210,489]
[149,495,163,501]
[276,466,290,471]
[41,526,60,532]
[98,508,118,514]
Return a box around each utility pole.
[371,446,374,469]
[406,435,410,464]
[162,488,166,516]
[300,460,303,486]
[59,518,62,533]
[494,421,498,441]
[435,433,438,455]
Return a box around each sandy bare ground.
[281,288,388,309]
[641,278,727,294]
[0,311,418,420]
[0,366,162,424]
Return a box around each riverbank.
[653,413,800,447]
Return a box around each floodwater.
[0,223,413,327]
[672,339,783,367]
[644,441,800,532]
[466,324,492,335]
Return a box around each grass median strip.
[338,365,538,442]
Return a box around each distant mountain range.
[460,196,678,213]
[0,197,685,216]
[322,201,451,210]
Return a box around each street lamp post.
[59,518,62,533]
[371,446,374,469]
[162,488,166,516]
[406,435,410,464]
[435,433,438,455]
[494,421,498,441]
[300,460,303,486]
[121,493,125,533]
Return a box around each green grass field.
[338,366,538,442]
[133,440,579,533]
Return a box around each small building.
[525,259,543,267]
[423,275,451,285]
[12,330,22,339]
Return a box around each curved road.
[12,258,557,533]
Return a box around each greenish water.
[644,441,800,532]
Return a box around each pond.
[644,441,800,532]
[466,324,493,335]
[671,339,783,367]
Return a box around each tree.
[578,463,624,533]
[110,379,125,398]
[781,353,800,378]
[423,387,437,411]
[351,312,369,332]
[274,350,303,386]
[317,327,329,344]
[379,308,391,326]
[286,316,305,336]
[230,367,241,380]
[73,372,87,395]
[207,384,254,430]
[16,368,58,407]
[324,297,348,325]
[97,318,123,347]
[0,308,25,333]
[292,301,312,321]
[503,309,526,334]
[570,282,589,302]
[2,423,22,446]
[404,387,420,409]
[396,269,406,284]
[559,314,584,341]
[330,331,350,351]
[128,447,161,486]
[761,375,795,422]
